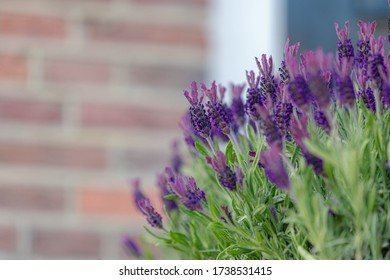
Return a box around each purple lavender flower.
[203,81,233,136]
[206,151,237,191]
[273,87,293,138]
[369,36,385,90]
[301,50,333,109]
[131,178,145,206]
[255,101,282,146]
[356,69,376,112]
[137,198,163,229]
[286,56,312,112]
[184,81,212,138]
[256,54,277,103]
[380,57,390,108]
[356,21,376,77]
[334,58,356,108]
[279,39,300,84]
[314,109,331,134]
[259,143,290,190]
[245,70,263,121]
[170,174,206,211]
[179,111,203,154]
[335,21,354,63]
[122,235,142,258]
[170,140,182,173]
[220,205,234,224]
[230,83,246,128]
[290,115,324,175]
[157,172,178,211]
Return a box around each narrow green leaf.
[195,140,209,157]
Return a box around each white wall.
[208,0,287,86]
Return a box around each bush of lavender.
[125,16,390,259]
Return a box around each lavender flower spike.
[280,39,300,84]
[286,56,312,112]
[380,57,390,108]
[131,178,163,228]
[370,36,386,90]
[301,50,332,109]
[130,178,145,207]
[256,54,277,102]
[259,143,290,190]
[356,69,376,112]
[334,57,356,108]
[245,70,263,121]
[122,235,142,258]
[169,174,206,211]
[204,81,233,136]
[206,151,237,191]
[335,21,354,63]
[356,21,376,76]
[137,198,163,229]
[184,81,212,138]
[157,172,178,211]
[230,83,246,128]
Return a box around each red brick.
[81,103,183,129]
[130,65,203,89]
[0,184,64,211]
[79,188,136,217]
[0,142,106,169]
[79,187,161,217]
[0,98,62,124]
[0,225,17,253]
[0,54,27,80]
[0,13,66,38]
[44,59,110,84]
[85,21,206,48]
[32,229,101,258]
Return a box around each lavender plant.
[126,13,390,260]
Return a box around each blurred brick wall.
[0,0,208,259]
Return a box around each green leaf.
[169,231,189,246]
[225,141,236,165]
[208,200,221,220]
[163,194,178,201]
[195,140,209,157]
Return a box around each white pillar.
[208,0,287,86]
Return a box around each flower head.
[356,21,376,75]
[256,54,277,102]
[170,140,182,173]
[245,70,263,121]
[335,21,354,62]
[206,151,237,191]
[230,83,246,128]
[334,58,356,107]
[122,235,142,258]
[254,101,282,146]
[169,174,206,211]
[301,50,332,109]
[204,81,233,135]
[157,172,178,211]
[259,143,290,190]
[137,198,163,229]
[184,81,212,138]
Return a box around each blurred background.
[0,0,388,259]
